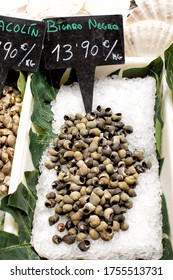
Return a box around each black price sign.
[44,15,124,113]
[0,15,46,93]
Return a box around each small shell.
[125,176,136,185]
[120,193,130,202]
[65,219,74,230]
[80,128,88,136]
[99,177,109,186]
[52,235,62,244]
[112,221,120,231]
[79,195,90,206]
[69,183,81,191]
[48,214,59,225]
[89,215,101,228]
[112,204,122,215]
[89,192,100,206]
[94,205,103,216]
[2,114,12,128]
[121,222,129,231]
[0,171,5,181]
[89,128,101,136]
[64,150,74,159]
[63,195,74,204]
[96,221,108,232]
[68,228,78,235]
[89,228,100,240]
[100,227,114,241]
[63,234,76,245]
[106,163,114,174]
[86,120,97,129]
[52,180,64,191]
[45,199,56,208]
[2,161,12,175]
[86,112,96,121]
[77,221,89,232]
[78,240,90,251]
[55,205,63,214]
[68,175,85,185]
[1,152,9,163]
[110,195,120,204]
[63,140,73,150]
[76,232,87,241]
[103,189,112,200]
[104,208,114,221]
[45,160,56,169]
[74,151,83,161]
[128,188,137,197]
[48,148,58,156]
[57,223,65,232]
[46,192,56,199]
[88,141,98,152]
[70,211,83,225]
[102,145,112,157]
[76,122,86,130]
[82,202,96,215]
[93,187,104,197]
[70,191,81,201]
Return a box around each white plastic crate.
[3,57,173,254]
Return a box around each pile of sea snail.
[44,105,152,252]
[0,86,22,197]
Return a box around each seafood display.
[0,86,22,197]
[0,0,172,261]
[44,106,151,251]
[31,75,162,260]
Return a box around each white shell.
[0,0,28,15]
[127,0,173,24]
[26,0,84,19]
[84,0,130,17]
[125,20,173,57]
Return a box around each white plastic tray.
[3,57,173,245]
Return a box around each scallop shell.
[0,0,28,15]
[125,20,173,57]
[26,0,84,19]
[127,0,173,24]
[83,0,130,17]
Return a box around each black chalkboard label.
[0,15,46,93]
[44,15,124,113]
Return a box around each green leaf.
[29,129,56,169]
[0,195,31,244]
[30,71,57,133]
[122,66,150,78]
[17,71,26,98]
[155,118,163,159]
[25,170,39,197]
[161,237,173,260]
[162,194,170,236]
[149,56,164,78]
[0,171,39,245]
[8,183,35,217]
[0,231,39,260]
[0,243,40,260]
[164,43,173,92]
[122,57,163,79]
[0,231,19,248]
[159,158,164,176]
[0,171,41,259]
